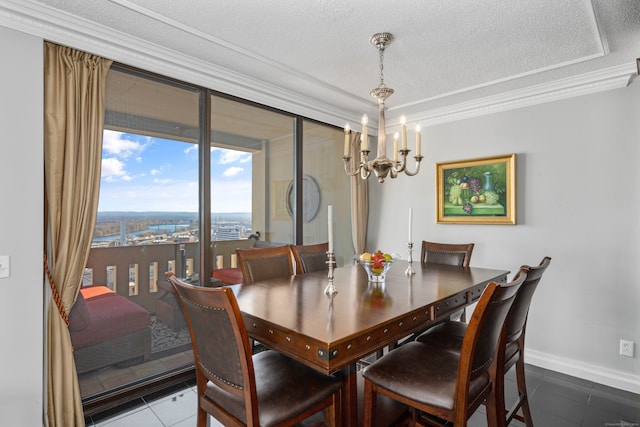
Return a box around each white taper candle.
[344,123,350,156]
[408,207,413,243]
[362,115,368,151]
[401,116,407,150]
[328,205,334,253]
[393,137,398,162]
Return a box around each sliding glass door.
[79,64,351,415]
[210,94,295,248]
[301,120,353,265]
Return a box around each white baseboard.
[526,349,640,395]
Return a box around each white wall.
[0,27,44,425]
[369,81,640,393]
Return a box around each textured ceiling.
[2,0,639,129]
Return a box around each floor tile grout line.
[87,364,640,426]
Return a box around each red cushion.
[68,291,91,332]
[70,285,150,350]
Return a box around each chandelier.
[343,32,423,183]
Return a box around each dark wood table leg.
[341,364,358,426]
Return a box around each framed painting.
[436,154,516,224]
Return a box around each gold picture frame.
[436,154,516,224]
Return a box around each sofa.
[69,285,151,374]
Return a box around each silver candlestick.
[405,242,416,276]
[324,251,338,295]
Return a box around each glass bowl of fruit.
[355,250,394,282]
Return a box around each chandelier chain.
[379,47,385,87]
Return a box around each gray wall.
[0,26,44,426]
[368,80,640,393]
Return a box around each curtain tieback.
[44,254,69,326]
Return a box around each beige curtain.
[349,132,368,254]
[44,42,112,427]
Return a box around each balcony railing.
[86,241,200,313]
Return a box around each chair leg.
[492,364,507,427]
[320,407,335,427]
[485,382,501,427]
[514,356,533,426]
[363,379,377,427]
[332,388,342,427]
[197,407,208,427]
[485,345,509,427]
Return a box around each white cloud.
[101,157,128,180]
[223,167,243,177]
[153,178,172,184]
[103,130,143,157]
[218,149,251,165]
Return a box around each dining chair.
[166,272,343,427]
[421,240,474,268]
[416,256,551,426]
[236,245,296,351]
[236,245,295,284]
[290,242,329,274]
[362,272,526,427]
[421,241,475,323]
[387,240,476,351]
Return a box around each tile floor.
[85,364,640,427]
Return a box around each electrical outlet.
[619,340,634,358]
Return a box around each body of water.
[93,224,193,242]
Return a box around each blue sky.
[99,130,252,212]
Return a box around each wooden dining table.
[230,261,509,426]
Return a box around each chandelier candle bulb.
[361,115,368,151]
[344,124,350,156]
[328,205,334,253]
[393,136,398,161]
[415,125,422,156]
[401,116,407,150]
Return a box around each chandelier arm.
[342,157,362,177]
[358,150,373,180]
[403,156,424,176]
[392,151,409,174]
[360,164,372,180]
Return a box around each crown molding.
[1,1,636,131]
[0,1,364,129]
[393,63,637,128]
